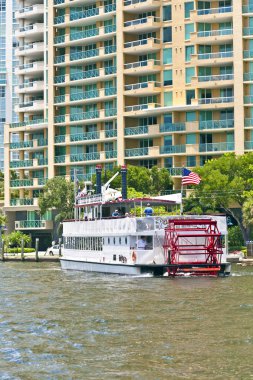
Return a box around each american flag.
[182,168,201,185]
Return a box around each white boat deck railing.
[76,194,103,205]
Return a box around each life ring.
[132,251,137,263]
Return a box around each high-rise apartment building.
[3,0,251,240]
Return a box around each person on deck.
[112,209,119,217]
[136,236,147,250]
[144,203,153,217]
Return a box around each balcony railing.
[243,27,253,36]
[55,135,66,143]
[70,110,99,122]
[245,118,253,127]
[124,37,159,49]
[70,28,99,41]
[124,16,159,28]
[242,5,253,13]
[125,126,148,135]
[105,129,117,138]
[18,220,48,228]
[169,167,184,176]
[245,141,253,149]
[125,103,160,112]
[70,152,100,162]
[10,160,33,168]
[10,198,34,206]
[197,6,232,15]
[160,145,186,154]
[54,94,65,103]
[199,142,234,152]
[70,48,99,62]
[124,81,160,91]
[244,73,253,81]
[70,89,99,102]
[55,155,66,163]
[54,115,66,123]
[124,0,159,6]
[70,131,99,142]
[54,74,66,84]
[244,50,253,59]
[70,4,116,22]
[197,51,233,60]
[105,150,117,159]
[197,29,232,38]
[244,95,253,104]
[70,68,99,82]
[10,118,47,128]
[160,123,186,133]
[124,59,160,70]
[10,179,33,187]
[10,141,33,149]
[125,147,149,157]
[197,73,234,82]
[199,119,234,130]
[198,96,234,105]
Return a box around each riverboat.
[60,167,231,277]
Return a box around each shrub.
[5,248,35,254]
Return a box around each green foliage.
[127,187,145,199]
[184,153,253,242]
[228,226,244,249]
[38,177,75,223]
[4,231,31,248]
[93,165,173,195]
[0,209,7,227]
[130,205,170,217]
[6,247,35,254]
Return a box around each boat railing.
[76,194,103,205]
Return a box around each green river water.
[0,262,252,380]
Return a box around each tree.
[184,153,253,242]
[93,165,173,195]
[4,231,31,248]
[38,177,75,224]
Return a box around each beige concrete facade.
[3,0,252,234]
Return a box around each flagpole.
[180,180,183,216]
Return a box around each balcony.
[191,6,233,22]
[199,142,234,152]
[124,81,160,96]
[191,28,233,44]
[199,119,234,130]
[15,23,44,39]
[70,131,100,143]
[10,198,36,206]
[160,123,186,133]
[245,141,253,150]
[244,73,253,82]
[124,37,160,54]
[10,179,33,188]
[124,16,160,33]
[125,124,160,137]
[124,103,160,117]
[70,152,100,163]
[54,4,116,26]
[15,99,45,113]
[244,50,253,59]
[15,4,44,19]
[192,51,233,66]
[124,59,161,75]
[55,25,117,46]
[10,118,47,130]
[198,96,234,105]
[16,80,44,94]
[67,46,116,65]
[242,5,253,14]
[194,73,234,83]
[125,147,149,157]
[15,220,53,230]
[245,118,253,127]
[15,61,44,75]
[244,95,253,104]
[123,0,160,12]
[16,42,44,57]
[243,27,253,37]
[160,145,186,154]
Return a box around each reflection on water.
[0,263,252,379]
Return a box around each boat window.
[113,254,116,261]
[119,237,121,244]
[146,236,153,249]
[108,237,110,244]
[113,237,116,245]
[125,237,128,245]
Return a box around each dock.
[0,251,60,263]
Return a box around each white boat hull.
[60,259,142,275]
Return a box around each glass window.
[185,45,194,61]
[186,67,195,84]
[163,5,172,21]
[185,2,194,18]
[185,23,194,40]
[187,156,196,167]
[164,70,172,86]
[163,48,172,64]
[164,91,173,106]
[163,27,172,43]
[186,111,196,122]
[186,90,195,105]
[186,134,196,144]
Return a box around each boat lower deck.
[60,259,231,277]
